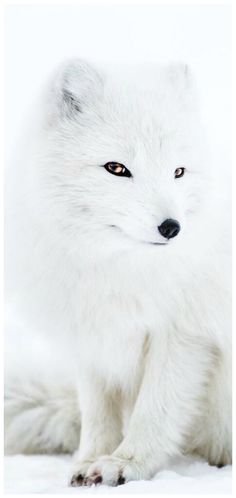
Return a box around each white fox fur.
[5,59,231,485]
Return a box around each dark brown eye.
[104,162,132,178]
[175,167,185,178]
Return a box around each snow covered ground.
[4,454,232,494]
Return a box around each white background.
[5,3,231,169]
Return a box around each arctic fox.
[5,59,231,486]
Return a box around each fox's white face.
[41,60,208,257]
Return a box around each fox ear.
[47,59,103,121]
[166,62,197,107]
[167,62,192,88]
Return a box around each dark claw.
[70,473,85,487]
[117,475,125,486]
[93,475,102,485]
[84,474,103,486]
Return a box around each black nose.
[158,219,180,239]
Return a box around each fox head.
[37,59,208,258]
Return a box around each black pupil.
[112,164,122,172]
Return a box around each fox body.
[5,60,231,485]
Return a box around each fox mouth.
[150,241,167,246]
[108,224,167,246]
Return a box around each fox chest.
[74,280,152,387]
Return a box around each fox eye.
[175,167,185,178]
[104,162,132,178]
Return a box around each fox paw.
[70,459,94,487]
[70,455,145,487]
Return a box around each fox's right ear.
[46,59,103,122]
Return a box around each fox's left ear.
[167,62,196,97]
[46,59,104,123]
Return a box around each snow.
[4,454,232,494]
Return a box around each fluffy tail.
[5,373,80,455]
[4,323,81,456]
